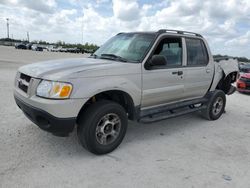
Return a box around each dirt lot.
[0,46,250,188]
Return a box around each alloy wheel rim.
[212,97,224,116]
[95,113,121,145]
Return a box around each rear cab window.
[186,38,209,66]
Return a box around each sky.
[0,0,250,58]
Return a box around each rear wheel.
[202,90,226,120]
[77,100,128,155]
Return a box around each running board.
[140,97,209,118]
[139,105,207,123]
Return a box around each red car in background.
[237,73,250,93]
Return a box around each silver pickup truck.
[14,29,239,155]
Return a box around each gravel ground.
[0,46,250,188]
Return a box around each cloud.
[0,0,250,57]
[222,31,250,57]
[112,0,140,21]
[0,0,57,13]
[19,0,57,14]
[226,31,250,46]
[0,0,18,5]
[97,0,110,4]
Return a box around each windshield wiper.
[101,53,128,62]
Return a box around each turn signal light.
[59,85,72,97]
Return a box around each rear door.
[141,36,186,108]
[183,38,214,99]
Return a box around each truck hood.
[18,58,140,80]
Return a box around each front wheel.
[77,100,128,155]
[202,90,226,120]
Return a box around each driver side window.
[153,37,183,67]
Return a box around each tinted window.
[153,38,182,66]
[186,38,208,66]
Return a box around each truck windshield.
[93,33,156,63]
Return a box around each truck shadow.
[27,110,223,160]
[37,112,210,157]
[124,113,207,143]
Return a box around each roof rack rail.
[157,29,203,37]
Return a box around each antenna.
[81,13,84,44]
[27,32,30,42]
[6,18,10,38]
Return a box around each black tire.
[202,90,226,120]
[77,100,128,155]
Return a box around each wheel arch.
[76,90,138,124]
[215,71,238,94]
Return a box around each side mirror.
[149,55,167,67]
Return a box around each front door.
[141,36,186,108]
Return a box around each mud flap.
[227,85,236,95]
[221,72,238,95]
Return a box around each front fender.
[69,75,141,106]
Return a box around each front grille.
[17,73,32,93]
[20,73,31,83]
[18,81,28,93]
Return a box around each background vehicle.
[14,29,239,155]
[51,46,62,52]
[15,43,27,49]
[67,47,80,53]
[84,49,95,54]
[237,73,250,93]
[239,63,250,73]
[59,48,68,52]
[31,44,43,51]
[26,43,33,50]
[46,46,56,52]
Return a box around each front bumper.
[14,95,76,136]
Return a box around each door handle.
[172,71,183,76]
[206,69,211,73]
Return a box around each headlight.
[36,80,73,99]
